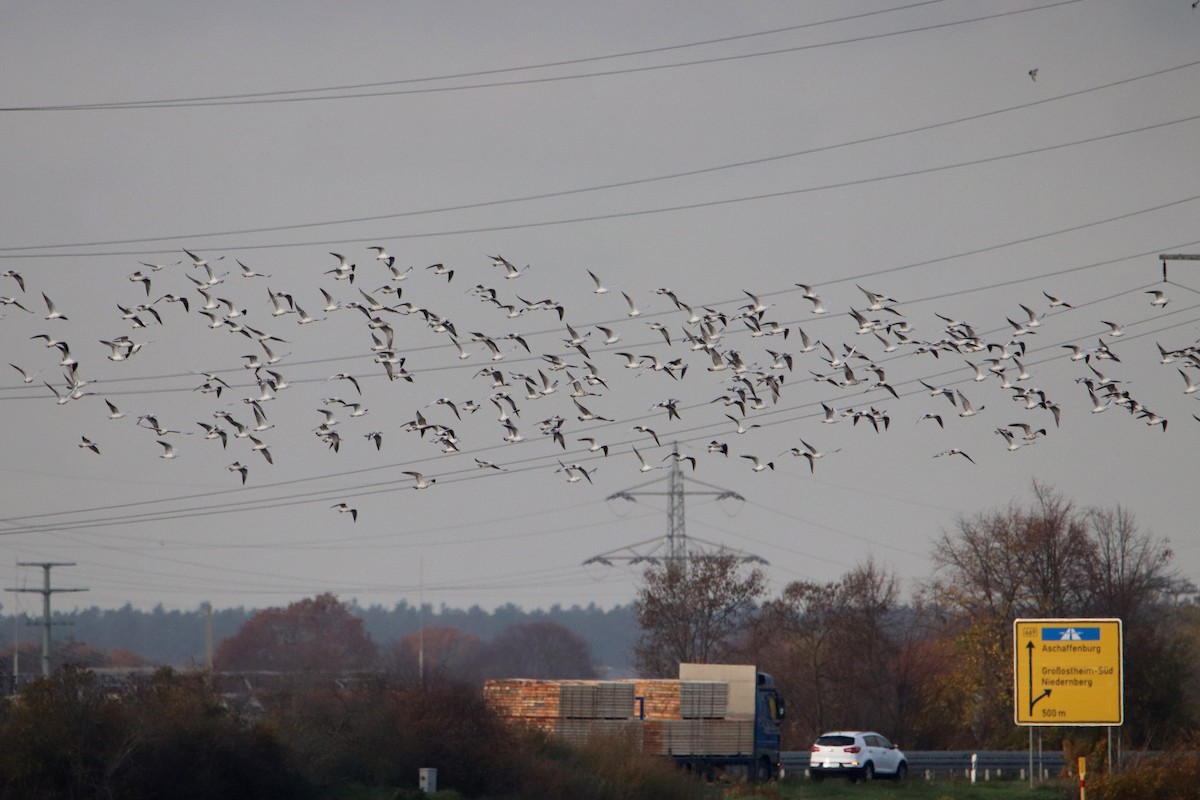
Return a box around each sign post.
[1014,618,1123,726]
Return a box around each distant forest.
[0,601,638,674]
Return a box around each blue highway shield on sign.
[1042,627,1100,641]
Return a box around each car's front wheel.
[894,762,908,781]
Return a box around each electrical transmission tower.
[7,562,87,678]
[584,450,765,567]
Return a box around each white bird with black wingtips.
[332,503,358,521]
[42,293,67,320]
[403,471,436,489]
[740,454,774,472]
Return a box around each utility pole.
[584,447,765,567]
[204,602,214,678]
[418,553,425,685]
[6,562,86,678]
[1158,253,1200,282]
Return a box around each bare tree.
[1081,506,1198,745]
[633,553,765,676]
[751,560,914,742]
[1019,483,1094,617]
[1084,505,1183,623]
[837,559,900,674]
[753,579,840,735]
[931,482,1093,626]
[926,482,1095,746]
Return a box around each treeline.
[209,594,605,686]
[0,600,637,674]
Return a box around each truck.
[484,663,786,781]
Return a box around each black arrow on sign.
[1026,640,1052,716]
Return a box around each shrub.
[1085,738,1200,800]
[500,729,706,800]
[0,667,309,800]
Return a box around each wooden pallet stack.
[485,675,755,756]
[633,679,749,757]
[484,679,636,719]
[630,679,728,720]
[483,679,642,746]
[642,719,755,756]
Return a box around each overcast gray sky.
[2,1,1199,616]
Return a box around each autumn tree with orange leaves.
[390,626,483,682]
[214,593,378,673]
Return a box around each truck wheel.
[752,757,773,783]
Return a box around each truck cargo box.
[679,663,758,721]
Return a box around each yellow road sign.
[1013,618,1123,726]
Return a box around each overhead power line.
[5,55,1196,255]
[0,0,1085,112]
[5,110,1198,261]
[0,1,949,112]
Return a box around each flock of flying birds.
[2,249,1196,523]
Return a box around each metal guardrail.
[781,750,1066,779]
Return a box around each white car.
[808,730,907,782]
